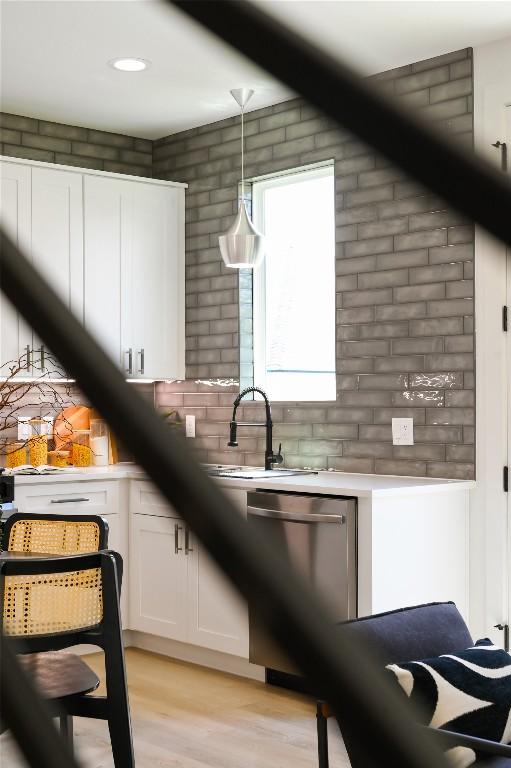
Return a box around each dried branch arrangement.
[0,348,75,459]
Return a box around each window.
[252,163,336,401]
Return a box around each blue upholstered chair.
[316,602,511,767]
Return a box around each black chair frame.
[0,550,134,768]
[316,602,511,768]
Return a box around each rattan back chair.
[3,512,108,555]
[3,512,110,647]
[0,550,134,768]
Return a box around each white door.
[505,105,511,649]
[130,182,184,380]
[129,513,188,641]
[31,166,84,373]
[186,489,249,657]
[0,161,33,371]
[83,174,132,372]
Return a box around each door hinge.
[492,140,508,172]
[495,623,510,651]
[504,305,509,332]
[504,466,509,492]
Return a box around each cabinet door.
[130,183,184,380]
[83,175,132,372]
[31,167,84,317]
[129,513,188,641]
[30,167,83,373]
[186,488,249,657]
[0,161,32,370]
[102,513,128,627]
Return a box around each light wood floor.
[1,647,350,767]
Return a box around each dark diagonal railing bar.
[0,227,448,768]
[0,638,83,768]
[172,0,511,249]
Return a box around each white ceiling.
[1,0,511,140]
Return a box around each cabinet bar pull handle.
[174,523,183,554]
[125,348,133,375]
[50,497,90,504]
[40,345,45,371]
[25,345,32,371]
[185,526,194,555]
[138,348,145,375]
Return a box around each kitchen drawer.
[14,480,120,517]
[130,480,247,520]
[130,480,178,518]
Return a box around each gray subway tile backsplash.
[0,47,474,480]
[374,302,427,321]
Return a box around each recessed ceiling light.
[109,58,150,72]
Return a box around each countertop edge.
[10,465,475,497]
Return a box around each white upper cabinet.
[31,166,84,372]
[83,173,185,380]
[0,157,185,381]
[0,162,85,375]
[130,181,184,380]
[31,167,84,320]
[83,174,131,370]
[0,161,32,371]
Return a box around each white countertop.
[10,464,474,498]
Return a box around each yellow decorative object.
[28,435,48,466]
[72,429,92,467]
[48,450,71,468]
[72,443,92,467]
[4,517,103,637]
[6,442,28,468]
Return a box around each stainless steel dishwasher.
[247,490,357,676]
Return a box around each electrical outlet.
[185,415,196,438]
[392,417,414,446]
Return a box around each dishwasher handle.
[248,506,345,524]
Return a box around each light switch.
[392,417,414,446]
[185,414,196,438]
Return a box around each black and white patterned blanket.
[387,639,511,767]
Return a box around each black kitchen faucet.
[228,386,283,471]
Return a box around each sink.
[205,466,318,479]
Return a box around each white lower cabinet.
[186,488,249,657]
[129,483,249,658]
[129,512,188,642]
[13,478,249,659]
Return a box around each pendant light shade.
[219,200,265,268]
[219,89,265,269]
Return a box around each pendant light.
[219,89,265,269]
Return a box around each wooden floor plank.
[0,647,350,767]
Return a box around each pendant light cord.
[241,103,245,203]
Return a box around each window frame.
[251,161,336,402]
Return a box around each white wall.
[472,36,511,642]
